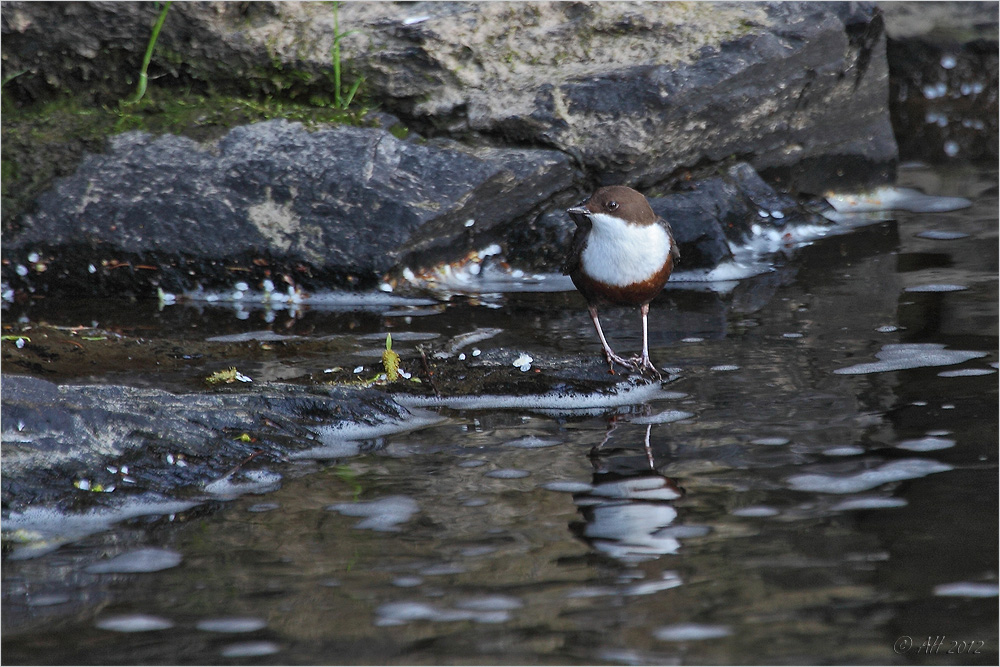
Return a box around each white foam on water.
[485,468,530,479]
[710,364,739,372]
[205,470,282,499]
[86,548,182,574]
[654,623,732,641]
[631,409,694,425]
[830,497,908,511]
[904,283,967,292]
[826,187,971,213]
[396,380,685,412]
[933,582,999,598]
[375,601,510,626]
[3,499,200,560]
[196,617,268,633]
[834,343,986,375]
[542,481,594,493]
[455,595,523,611]
[786,458,953,494]
[588,478,682,501]
[584,503,681,562]
[750,437,790,446]
[916,230,970,240]
[625,572,684,596]
[219,641,281,658]
[309,409,444,446]
[392,576,424,588]
[938,368,995,377]
[504,435,562,449]
[95,614,174,633]
[823,446,865,456]
[896,436,955,452]
[327,495,418,532]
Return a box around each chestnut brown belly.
[570,256,674,306]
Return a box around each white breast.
[580,212,672,287]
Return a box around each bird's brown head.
[567,185,657,227]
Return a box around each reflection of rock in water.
[571,424,689,563]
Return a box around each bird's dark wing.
[662,219,680,264]
[561,220,591,275]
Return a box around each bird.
[562,185,679,375]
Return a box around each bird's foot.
[628,354,662,380]
[603,350,635,375]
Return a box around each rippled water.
[2,164,997,664]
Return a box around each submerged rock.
[0,373,419,509]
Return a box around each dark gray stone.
[2,120,578,296]
[0,373,415,510]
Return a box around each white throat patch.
[580,213,672,287]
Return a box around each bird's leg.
[631,303,662,378]
[588,305,633,373]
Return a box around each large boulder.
[4,1,897,194]
[1,120,579,297]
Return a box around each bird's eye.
[606,201,619,211]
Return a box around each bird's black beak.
[566,206,591,227]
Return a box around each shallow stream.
[2,163,997,664]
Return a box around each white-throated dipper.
[563,185,679,375]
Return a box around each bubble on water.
[196,617,267,633]
[96,614,174,632]
[786,458,953,494]
[631,410,694,425]
[823,446,865,456]
[625,571,684,596]
[904,283,967,292]
[458,460,487,468]
[938,368,995,377]
[220,641,281,657]
[485,468,530,479]
[681,337,704,343]
[940,54,957,69]
[86,548,182,574]
[654,623,732,641]
[943,140,960,157]
[876,325,899,333]
[327,495,418,531]
[542,481,593,493]
[833,343,986,375]
[246,502,280,513]
[826,187,970,213]
[504,435,561,449]
[916,230,969,240]
[750,437,790,446]
[831,496,908,511]
[782,333,804,339]
[710,364,739,371]
[933,582,999,598]
[897,436,955,452]
[375,601,509,626]
[731,506,779,517]
[28,593,71,607]
[393,576,424,588]
[455,595,523,611]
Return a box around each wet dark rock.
[0,373,414,510]
[882,2,999,163]
[509,162,828,272]
[348,1,897,193]
[2,120,577,297]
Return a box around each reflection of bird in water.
[571,423,695,563]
